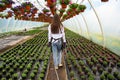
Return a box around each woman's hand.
[62,42,66,49]
[47,42,51,47]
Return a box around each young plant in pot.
[108,67,112,73]
[84,67,90,75]
[30,72,35,79]
[23,69,29,75]
[0,65,3,72]
[77,67,82,74]
[117,62,120,68]
[6,73,11,79]
[6,65,10,71]
[70,71,74,79]
[98,67,104,74]
[113,71,119,78]
[0,72,2,79]
[88,74,95,80]
[81,75,86,80]
[100,74,106,80]
[88,62,93,68]
[68,64,72,71]
[107,73,115,80]
[92,67,97,75]
[110,62,116,68]
[103,71,109,78]
[39,73,45,80]
[102,61,108,67]
[2,69,6,75]
[96,64,101,70]
[21,73,27,80]
[13,73,18,80]
[1,78,6,80]
[116,74,120,80]
[9,68,14,75]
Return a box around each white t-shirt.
[48,24,66,42]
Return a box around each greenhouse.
[0,0,120,80]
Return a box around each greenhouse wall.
[0,17,47,33]
[63,0,120,56]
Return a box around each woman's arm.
[62,27,66,42]
[48,25,52,42]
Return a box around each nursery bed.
[64,29,120,80]
[0,28,120,80]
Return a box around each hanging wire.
[79,0,85,4]
[15,0,22,4]
[36,0,45,8]
[76,0,79,3]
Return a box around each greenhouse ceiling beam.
[74,16,82,35]
[36,0,44,8]
[76,0,79,3]
[67,19,74,31]
[16,0,21,4]
[6,18,12,32]
[81,14,91,40]
[87,0,105,48]
[79,0,84,4]
[12,19,18,31]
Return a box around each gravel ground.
[0,35,30,51]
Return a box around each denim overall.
[51,38,62,67]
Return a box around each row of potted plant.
[0,30,51,79]
[64,29,120,80]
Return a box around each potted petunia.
[77,5,86,12]
[7,10,13,17]
[59,9,65,17]
[2,0,14,8]
[31,7,38,14]
[46,0,56,8]
[101,0,108,2]
[42,8,50,14]
[69,3,78,10]
[62,13,67,19]
[0,4,6,12]
[11,6,19,14]
[15,6,24,14]
[46,0,56,5]
[66,8,73,15]
[22,2,33,11]
[59,0,70,9]
[59,9,65,13]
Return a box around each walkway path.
[46,53,68,80]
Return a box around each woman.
[48,14,66,69]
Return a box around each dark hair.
[51,14,63,34]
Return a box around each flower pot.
[101,0,108,2]
[113,71,119,78]
[6,4,12,8]
[50,8,56,15]
[61,4,67,9]
[0,7,6,12]
[26,5,31,11]
[0,73,2,78]
[108,67,112,73]
[100,74,105,80]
